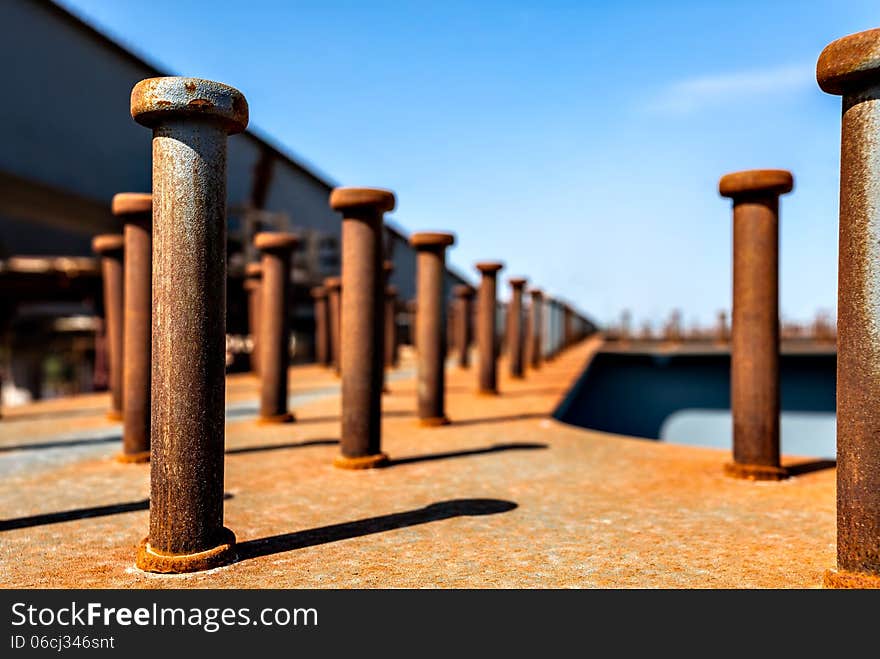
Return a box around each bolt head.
[411,231,456,249]
[111,193,151,216]
[476,261,504,274]
[530,288,543,298]
[254,231,299,252]
[454,284,475,298]
[131,77,249,134]
[718,169,794,199]
[330,187,396,214]
[92,234,124,255]
[383,260,394,273]
[324,276,342,290]
[386,285,399,297]
[509,277,527,287]
[311,286,326,298]
[817,28,880,96]
[244,263,262,278]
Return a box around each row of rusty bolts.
[712,27,880,588]
[82,77,589,574]
[38,25,880,586]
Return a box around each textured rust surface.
[0,337,841,588]
[453,285,475,369]
[476,262,503,394]
[244,263,262,375]
[312,286,330,367]
[818,31,880,580]
[413,232,456,424]
[114,194,151,461]
[92,234,124,419]
[332,188,395,465]
[255,232,298,423]
[720,169,792,477]
[528,288,544,370]
[325,277,342,377]
[817,28,880,96]
[508,278,527,378]
[132,76,247,572]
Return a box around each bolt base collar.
[333,453,389,470]
[136,527,237,574]
[723,462,789,481]
[824,569,880,589]
[419,416,451,427]
[115,451,150,464]
[256,412,296,425]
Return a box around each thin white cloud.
[648,63,815,115]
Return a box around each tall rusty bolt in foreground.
[476,261,504,394]
[113,194,152,463]
[325,276,342,376]
[508,278,527,378]
[131,77,247,573]
[453,284,475,369]
[528,288,544,370]
[385,285,399,369]
[818,28,880,588]
[92,233,125,420]
[719,168,793,482]
[244,262,262,375]
[311,285,330,366]
[412,232,456,425]
[255,232,299,424]
[331,188,395,468]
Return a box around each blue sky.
[58,0,878,329]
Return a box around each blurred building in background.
[0,0,470,403]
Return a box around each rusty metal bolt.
[476,261,504,394]
[412,232,457,425]
[382,260,395,391]
[92,233,125,420]
[719,168,793,482]
[330,187,395,468]
[385,285,399,370]
[311,285,330,366]
[508,278,527,378]
[244,262,262,375]
[527,288,544,370]
[324,276,342,377]
[113,193,152,463]
[716,310,730,344]
[453,284,475,369]
[255,232,299,424]
[818,29,880,588]
[131,76,247,573]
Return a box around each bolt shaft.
[454,286,474,369]
[327,279,341,376]
[528,290,543,370]
[508,279,526,378]
[114,195,152,462]
[256,233,297,423]
[414,236,454,424]
[312,287,329,366]
[385,286,398,369]
[93,236,124,419]
[477,263,503,393]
